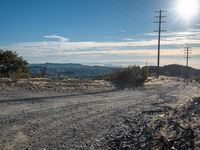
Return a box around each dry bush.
[104,65,148,88]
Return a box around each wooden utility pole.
[154,10,167,78]
[184,46,191,84]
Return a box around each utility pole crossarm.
[154,10,167,13]
[154,21,167,23]
[153,30,167,32]
[154,16,167,18]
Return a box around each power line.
[154,10,167,78]
[132,0,152,10]
[106,0,150,30]
[106,0,137,21]
[123,0,154,29]
[126,0,145,16]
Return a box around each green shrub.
[105,65,148,88]
[0,50,29,78]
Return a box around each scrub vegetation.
[0,50,29,79]
[104,65,148,88]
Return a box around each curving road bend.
[0,80,199,150]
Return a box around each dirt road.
[0,78,200,149]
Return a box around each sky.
[0,0,200,68]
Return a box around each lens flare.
[176,0,199,20]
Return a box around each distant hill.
[29,63,116,79]
[29,63,200,79]
[148,64,200,78]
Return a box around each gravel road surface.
[0,78,200,149]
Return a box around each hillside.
[148,64,200,78]
[29,63,115,79]
[29,64,200,80]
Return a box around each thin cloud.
[146,30,200,37]
[118,29,126,33]
[0,30,199,68]
[123,38,134,41]
[2,32,200,53]
[195,23,200,26]
[44,35,70,42]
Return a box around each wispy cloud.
[146,29,200,37]
[118,29,126,33]
[44,35,70,42]
[0,29,199,68]
[195,23,200,26]
[122,38,134,41]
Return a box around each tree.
[0,50,29,78]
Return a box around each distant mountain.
[29,63,116,79]
[148,64,200,78]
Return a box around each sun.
[176,0,199,20]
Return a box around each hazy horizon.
[28,62,200,70]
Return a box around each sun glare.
[176,0,199,20]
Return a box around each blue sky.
[0,0,200,68]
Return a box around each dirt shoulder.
[103,78,200,149]
[0,78,115,101]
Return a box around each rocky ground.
[0,77,200,150]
